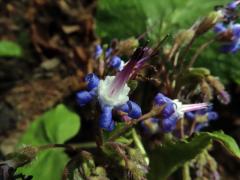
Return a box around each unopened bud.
[175,29,195,46]
[206,75,231,104]
[200,80,213,101]
[117,38,139,56]
[195,11,223,36]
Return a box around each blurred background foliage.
[96,0,240,84]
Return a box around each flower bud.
[175,29,195,46]
[195,11,223,36]
[76,91,94,106]
[117,38,139,56]
[85,73,100,90]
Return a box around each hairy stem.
[38,142,97,151]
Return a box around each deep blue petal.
[162,103,175,118]
[207,112,218,121]
[99,106,113,130]
[127,101,142,119]
[184,112,195,121]
[118,101,142,119]
[85,73,100,90]
[118,103,129,112]
[76,91,93,106]
[110,56,122,69]
[154,93,172,106]
[162,115,178,132]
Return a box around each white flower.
[97,76,130,107]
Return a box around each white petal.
[98,76,130,107]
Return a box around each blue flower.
[76,70,143,130]
[153,93,209,132]
[78,46,154,131]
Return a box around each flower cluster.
[76,72,142,131]
[141,93,217,135]
[77,46,154,131]
[151,93,209,133]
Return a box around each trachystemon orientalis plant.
[1,1,240,180]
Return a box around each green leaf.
[16,104,81,179]
[18,104,81,145]
[16,149,69,180]
[43,104,80,144]
[0,40,22,58]
[204,131,240,158]
[148,131,240,180]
